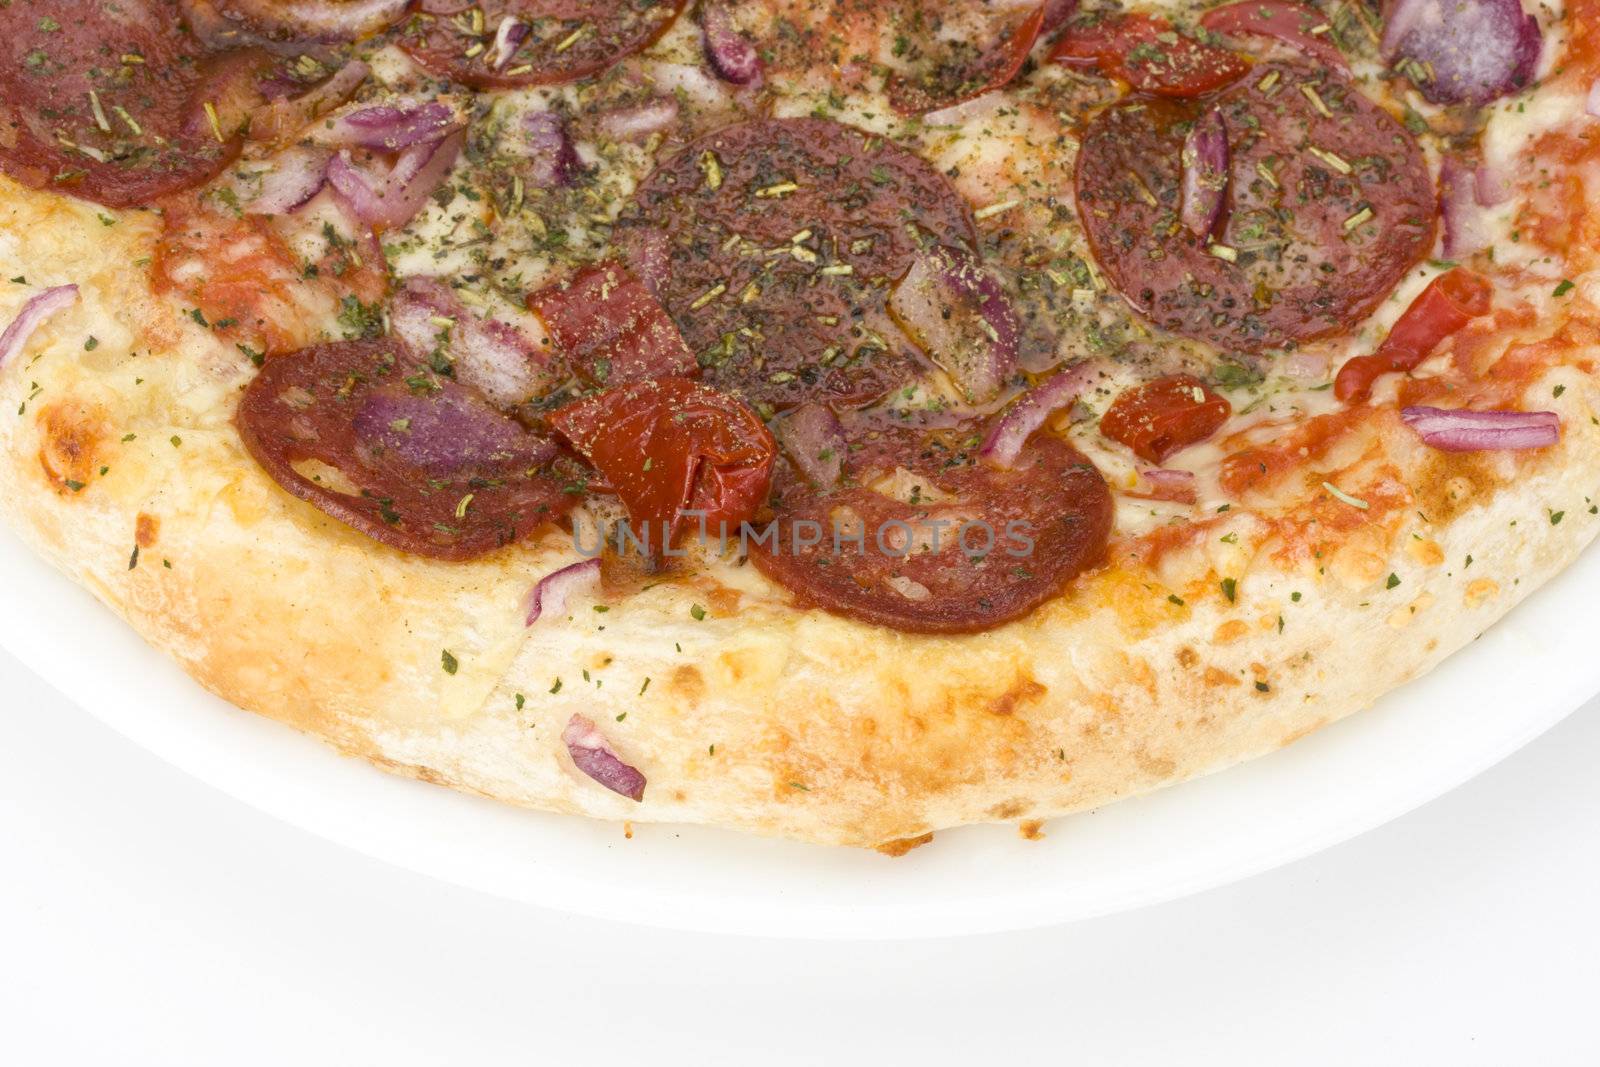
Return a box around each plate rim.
[3,517,1596,939]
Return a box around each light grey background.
[2,645,1595,1064]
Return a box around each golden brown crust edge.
[4,178,1600,849]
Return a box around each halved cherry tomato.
[549,377,775,555]
[1050,13,1251,97]
[1100,374,1233,463]
[888,4,1046,114]
[1334,269,1494,402]
[529,261,697,387]
[1199,1,1349,71]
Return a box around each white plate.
[3,514,1597,939]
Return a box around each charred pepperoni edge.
[528,261,696,387]
[1075,62,1436,353]
[887,4,1046,115]
[752,429,1113,634]
[236,339,574,560]
[0,1,278,207]
[615,117,977,412]
[401,0,687,90]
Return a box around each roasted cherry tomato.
[1100,373,1233,464]
[1335,269,1494,402]
[1199,1,1349,71]
[549,377,775,555]
[1050,13,1251,97]
[529,261,696,386]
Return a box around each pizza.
[1,0,1596,851]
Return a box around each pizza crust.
[6,178,1600,847]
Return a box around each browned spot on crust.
[1136,751,1177,778]
[876,832,934,857]
[989,677,1047,717]
[1017,820,1045,841]
[36,399,106,492]
[989,798,1026,818]
[1414,451,1496,524]
[1212,619,1250,645]
[669,663,705,703]
[135,512,160,548]
[1176,646,1199,668]
[1203,666,1240,687]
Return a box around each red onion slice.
[772,403,846,488]
[328,131,463,229]
[616,226,670,298]
[525,558,602,626]
[352,383,555,478]
[1475,161,1511,207]
[1131,468,1198,504]
[0,285,78,369]
[248,59,370,145]
[888,245,1019,404]
[490,17,530,71]
[1400,406,1560,451]
[390,277,557,409]
[318,101,461,150]
[521,112,582,188]
[208,0,409,40]
[1042,0,1079,35]
[978,362,1094,469]
[700,0,763,84]
[596,98,680,142]
[1439,155,1491,258]
[563,714,646,802]
[1382,0,1542,106]
[247,146,333,215]
[1179,108,1229,239]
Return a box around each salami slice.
[1075,62,1436,353]
[400,0,685,89]
[751,429,1112,634]
[237,339,575,560]
[0,0,272,207]
[886,3,1046,115]
[616,117,978,412]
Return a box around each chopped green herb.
[1221,577,1237,602]
[440,649,459,674]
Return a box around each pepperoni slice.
[1075,62,1436,353]
[616,117,978,412]
[400,0,686,89]
[0,0,273,207]
[236,339,575,559]
[1199,2,1350,72]
[886,3,1046,115]
[1050,13,1252,97]
[751,430,1112,634]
